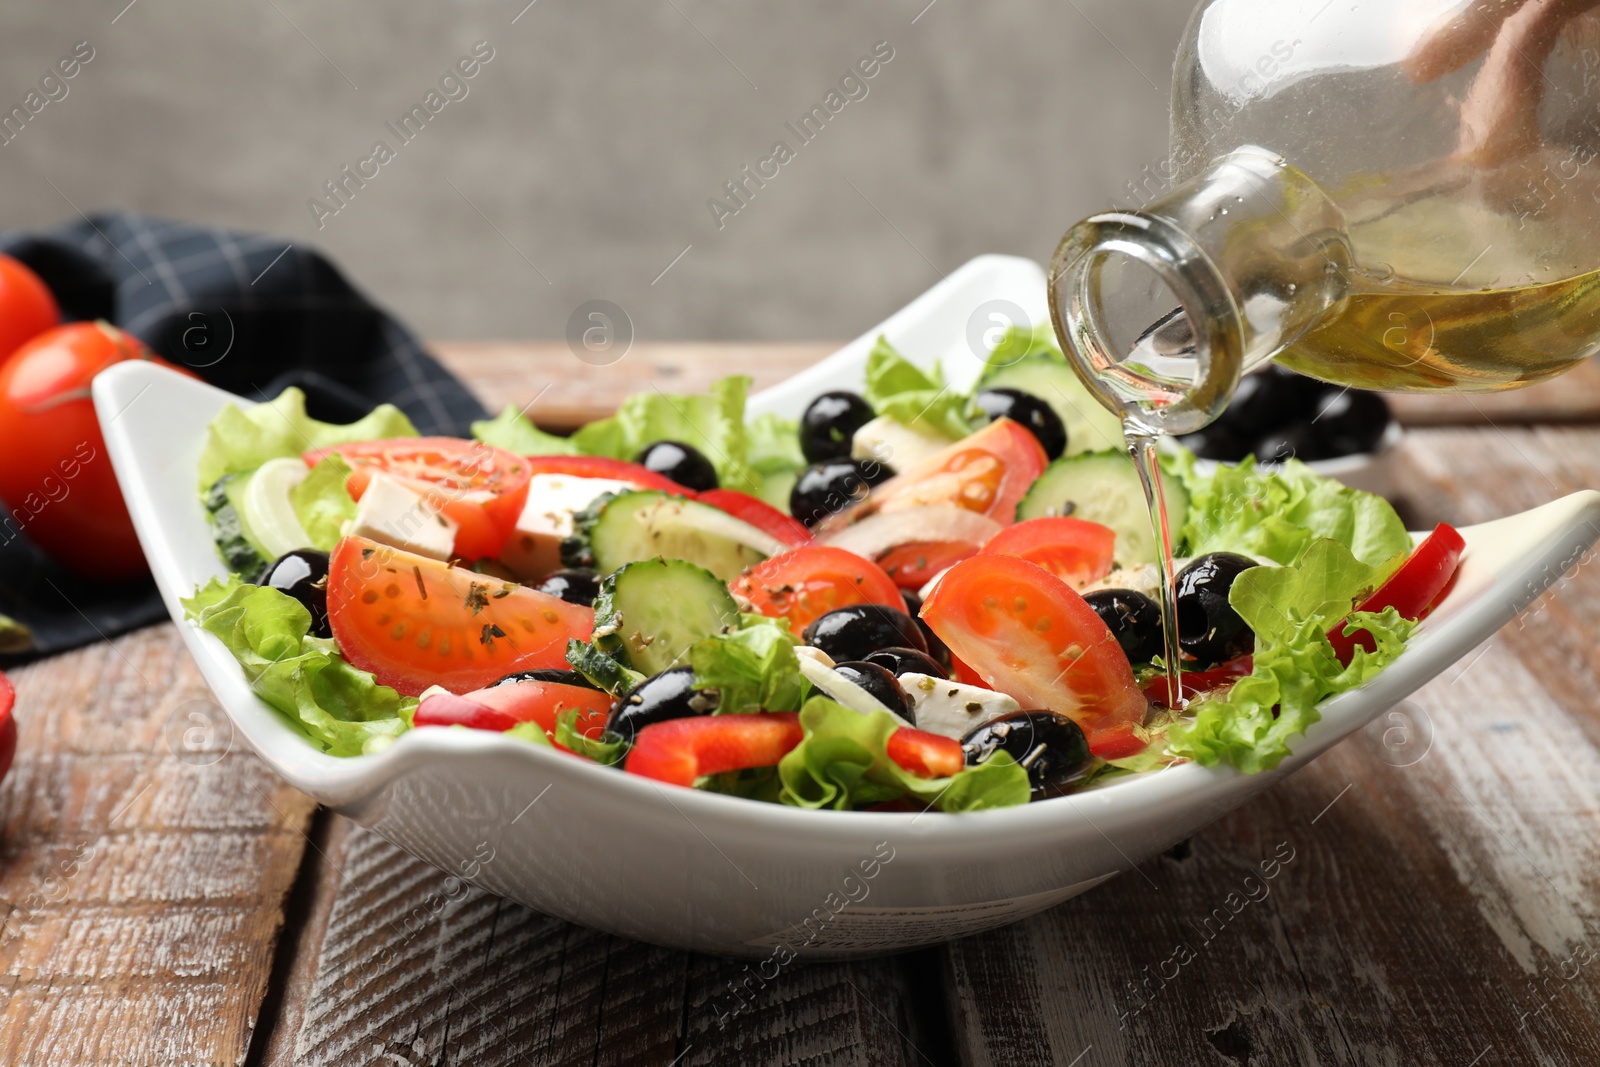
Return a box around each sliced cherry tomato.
[626,712,804,787]
[730,545,903,636]
[521,454,688,495]
[0,322,193,581]
[981,517,1116,587]
[866,418,1047,525]
[415,676,611,738]
[920,554,1147,744]
[327,535,594,696]
[876,541,981,590]
[1141,656,1254,708]
[0,254,60,366]
[885,726,963,778]
[699,488,813,547]
[1086,721,1150,761]
[0,670,15,786]
[1329,523,1465,665]
[307,438,532,560]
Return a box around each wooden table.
[3,343,1599,1066]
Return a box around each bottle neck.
[1049,146,1352,435]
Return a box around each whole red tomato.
[0,255,60,366]
[0,671,15,787]
[0,322,189,581]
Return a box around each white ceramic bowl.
[96,255,1600,959]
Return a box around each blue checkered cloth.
[0,213,487,660]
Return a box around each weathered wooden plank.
[0,623,317,1066]
[943,425,1600,1066]
[284,819,925,1066]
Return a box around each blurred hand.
[1407,0,1600,166]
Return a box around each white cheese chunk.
[350,473,458,560]
[899,672,1020,740]
[500,474,636,579]
[851,415,952,471]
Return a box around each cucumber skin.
[205,475,269,579]
[559,491,621,570]
[1016,451,1190,565]
[592,558,740,676]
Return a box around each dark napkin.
[0,213,487,662]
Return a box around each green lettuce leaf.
[471,404,579,456]
[553,708,627,764]
[690,616,809,715]
[745,412,807,509]
[196,387,417,492]
[572,375,767,495]
[863,336,977,441]
[1179,457,1411,570]
[505,721,554,747]
[565,638,646,697]
[290,455,357,551]
[1166,539,1418,772]
[777,697,1030,811]
[985,321,1062,367]
[182,575,415,757]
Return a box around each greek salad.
[184,324,1463,812]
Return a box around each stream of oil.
[1124,421,1184,710]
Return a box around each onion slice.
[816,506,1002,560]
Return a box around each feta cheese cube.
[899,672,1020,740]
[499,474,636,579]
[851,415,952,471]
[350,473,458,560]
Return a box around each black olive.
[1083,588,1164,665]
[490,668,598,690]
[789,459,894,527]
[1310,389,1390,456]
[862,646,949,680]
[1253,425,1323,464]
[1176,423,1246,462]
[609,666,720,745]
[1218,366,1321,438]
[802,603,927,661]
[799,391,876,464]
[534,567,602,606]
[635,440,719,492]
[1174,552,1258,668]
[832,661,914,718]
[974,387,1067,460]
[961,711,1091,798]
[900,589,951,669]
[261,549,331,638]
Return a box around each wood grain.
[0,624,317,1066]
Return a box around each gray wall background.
[0,0,1194,343]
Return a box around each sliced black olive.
[1218,365,1321,438]
[1174,552,1258,668]
[1253,425,1322,464]
[534,567,602,606]
[799,391,876,464]
[789,459,894,527]
[635,440,719,492]
[1083,588,1164,665]
[900,589,951,669]
[961,711,1091,799]
[862,646,949,680]
[974,387,1067,460]
[802,603,928,661]
[261,549,331,638]
[608,666,720,744]
[490,668,598,690]
[832,661,913,718]
[1310,389,1391,456]
[1176,423,1246,462]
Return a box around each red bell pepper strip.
[627,713,805,787]
[698,488,814,548]
[1329,523,1465,665]
[884,726,963,778]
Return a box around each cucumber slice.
[1016,451,1189,567]
[592,559,741,675]
[978,355,1125,456]
[238,457,316,560]
[205,474,269,577]
[584,491,783,581]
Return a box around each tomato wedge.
[699,488,813,547]
[981,517,1116,588]
[730,545,903,636]
[920,554,1147,743]
[1329,523,1465,664]
[1085,722,1150,761]
[521,454,689,495]
[864,418,1047,525]
[1141,656,1254,708]
[877,541,981,590]
[626,712,805,787]
[308,438,532,560]
[414,676,611,737]
[327,536,594,695]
